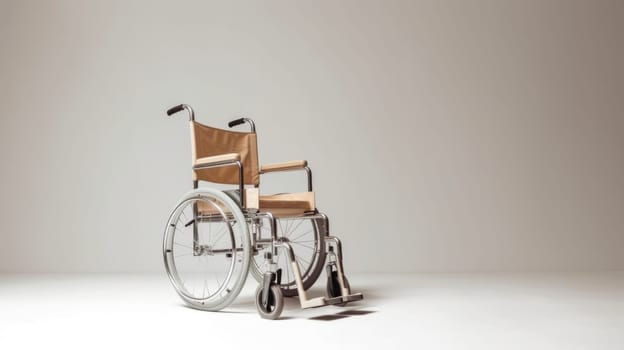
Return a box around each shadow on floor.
[180,281,383,319]
[308,314,350,321]
[181,303,253,314]
[308,308,378,321]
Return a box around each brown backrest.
[190,121,259,185]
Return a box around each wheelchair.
[163,104,363,319]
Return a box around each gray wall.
[1,0,622,272]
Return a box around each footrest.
[325,296,346,305]
[342,292,363,303]
[300,297,329,309]
[300,293,364,309]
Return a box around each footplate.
[300,293,364,309]
[342,292,363,303]
[324,296,346,306]
[301,296,329,309]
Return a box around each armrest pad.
[260,160,308,173]
[194,153,240,167]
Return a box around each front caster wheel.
[255,285,284,320]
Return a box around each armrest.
[193,153,245,206]
[193,153,241,168]
[260,160,308,174]
[260,160,312,191]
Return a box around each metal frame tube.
[304,166,312,191]
[183,105,195,121]
[192,180,198,254]
[243,118,256,133]
[193,160,245,208]
[317,212,329,236]
[274,241,307,300]
[325,235,350,295]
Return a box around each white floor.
[1,272,622,350]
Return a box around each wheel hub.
[194,244,214,256]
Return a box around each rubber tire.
[163,188,251,311]
[255,284,284,320]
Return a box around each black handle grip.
[228,118,246,128]
[167,104,185,116]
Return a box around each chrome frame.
[171,104,195,121]
[251,211,326,293]
[237,117,256,133]
[193,159,245,207]
[240,210,345,309]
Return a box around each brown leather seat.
[259,192,315,217]
[197,191,315,218]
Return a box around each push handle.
[228,118,246,128]
[228,117,256,132]
[166,104,195,121]
[166,104,185,116]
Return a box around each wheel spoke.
[291,241,314,250]
[285,219,306,237]
[211,227,228,247]
[296,254,311,266]
[181,210,189,223]
[291,240,316,244]
[289,229,312,242]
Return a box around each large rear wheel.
[163,188,251,311]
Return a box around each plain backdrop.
[0,0,622,273]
